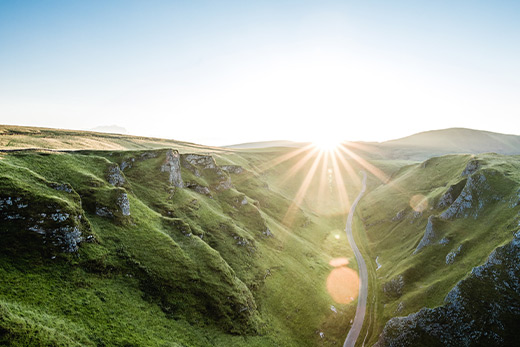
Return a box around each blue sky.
[1,1,519,145]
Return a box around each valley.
[1,125,520,346]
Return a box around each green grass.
[8,125,519,346]
[356,153,520,345]
[0,143,360,346]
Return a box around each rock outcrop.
[437,179,466,209]
[440,173,489,220]
[50,183,74,193]
[413,215,437,254]
[161,149,184,188]
[182,154,217,176]
[107,163,125,186]
[117,192,131,216]
[181,154,232,191]
[377,231,520,346]
[383,275,405,298]
[461,159,480,177]
[221,165,244,174]
[1,195,86,253]
[185,182,212,197]
[446,244,462,265]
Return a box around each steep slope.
[0,147,359,346]
[358,153,520,345]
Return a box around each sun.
[313,138,343,151]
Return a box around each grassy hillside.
[357,153,520,345]
[0,139,368,346]
[5,124,520,346]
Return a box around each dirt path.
[344,171,367,347]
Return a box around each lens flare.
[410,194,428,212]
[326,266,359,304]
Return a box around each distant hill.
[378,128,520,160]
[89,125,127,134]
[224,140,305,149]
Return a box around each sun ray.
[316,150,330,210]
[330,149,351,212]
[283,150,324,226]
[334,148,361,187]
[258,143,316,173]
[337,144,390,184]
[278,146,320,185]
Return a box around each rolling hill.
[2,124,520,346]
[378,128,520,160]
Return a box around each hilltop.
[378,128,520,160]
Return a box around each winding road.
[344,171,368,347]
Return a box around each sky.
[0,0,519,146]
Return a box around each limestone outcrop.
[161,149,184,188]
[377,231,520,346]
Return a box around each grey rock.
[120,158,135,171]
[461,159,480,177]
[221,165,244,174]
[233,235,250,247]
[393,209,406,221]
[440,174,489,220]
[186,182,212,197]
[107,163,125,186]
[50,183,73,193]
[161,149,184,188]
[95,206,114,218]
[50,211,70,222]
[413,215,437,255]
[215,176,232,191]
[378,231,520,346]
[262,228,274,238]
[183,154,217,170]
[438,186,456,209]
[383,275,405,298]
[438,237,450,246]
[117,193,131,216]
[446,244,463,265]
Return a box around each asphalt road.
[344,171,368,347]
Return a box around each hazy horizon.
[1,1,519,145]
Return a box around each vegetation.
[0,131,362,346]
[3,125,520,346]
[357,153,520,345]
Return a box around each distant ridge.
[224,140,305,149]
[89,125,127,134]
[378,128,520,160]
